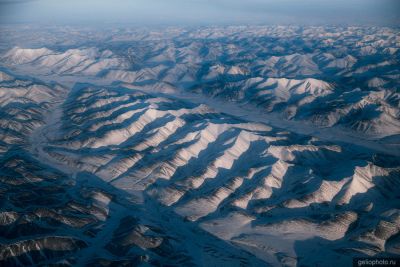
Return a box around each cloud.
[0,0,38,4]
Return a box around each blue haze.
[0,0,399,26]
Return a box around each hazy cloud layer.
[0,0,36,4]
[0,0,399,26]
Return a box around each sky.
[0,0,399,26]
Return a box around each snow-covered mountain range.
[0,25,399,266]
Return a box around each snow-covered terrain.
[0,25,399,266]
[2,47,129,76]
[2,25,399,139]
